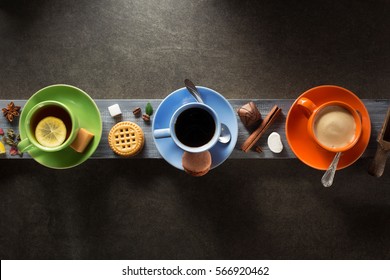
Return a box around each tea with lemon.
[31,105,72,148]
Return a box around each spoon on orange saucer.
[321,152,341,187]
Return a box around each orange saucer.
[286,85,371,170]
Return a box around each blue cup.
[153,102,221,153]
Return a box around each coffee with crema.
[314,106,356,149]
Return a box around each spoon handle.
[184,79,205,103]
[321,152,341,187]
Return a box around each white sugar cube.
[108,104,122,117]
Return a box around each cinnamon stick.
[241,105,282,152]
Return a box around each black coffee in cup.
[175,107,216,147]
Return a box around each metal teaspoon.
[321,152,341,187]
[184,79,231,144]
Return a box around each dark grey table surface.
[1,0,390,259]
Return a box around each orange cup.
[297,97,362,153]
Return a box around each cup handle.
[297,97,317,118]
[17,138,35,152]
[153,128,171,139]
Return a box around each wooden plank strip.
[0,99,389,160]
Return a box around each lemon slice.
[0,141,6,154]
[35,116,67,148]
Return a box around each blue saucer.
[152,86,238,170]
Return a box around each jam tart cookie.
[108,121,144,157]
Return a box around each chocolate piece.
[241,105,282,152]
[70,128,94,153]
[237,102,261,127]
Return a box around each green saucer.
[19,84,102,169]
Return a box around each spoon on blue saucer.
[219,123,231,144]
[184,79,231,144]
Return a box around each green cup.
[18,100,79,152]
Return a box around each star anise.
[2,102,21,122]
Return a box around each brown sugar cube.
[237,101,262,127]
[70,128,95,153]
